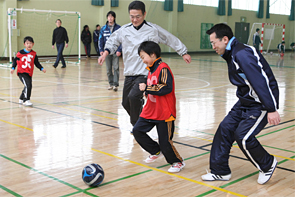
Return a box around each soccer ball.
[82,163,104,187]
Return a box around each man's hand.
[116,52,121,57]
[10,69,14,74]
[65,43,68,48]
[182,54,191,64]
[98,51,109,65]
[52,45,55,49]
[267,111,281,125]
[139,83,146,91]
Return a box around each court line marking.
[0,184,22,197]
[91,148,246,197]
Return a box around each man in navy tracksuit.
[99,11,122,91]
[202,23,281,185]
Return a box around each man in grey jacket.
[98,0,191,129]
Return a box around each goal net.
[1,8,81,67]
[247,23,285,55]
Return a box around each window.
[269,0,291,15]
[152,0,218,7]
[232,0,259,11]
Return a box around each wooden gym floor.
[0,52,294,197]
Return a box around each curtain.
[91,0,104,6]
[111,0,119,7]
[266,0,270,18]
[290,0,295,20]
[228,0,232,16]
[217,0,226,16]
[257,0,264,18]
[164,0,173,11]
[178,0,183,12]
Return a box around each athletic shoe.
[61,65,66,68]
[23,100,33,106]
[168,162,185,173]
[113,86,118,92]
[52,65,57,68]
[257,157,277,185]
[201,170,231,181]
[19,99,23,104]
[108,86,113,90]
[144,152,163,163]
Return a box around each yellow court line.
[91,148,246,197]
[0,119,34,132]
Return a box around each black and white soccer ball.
[82,163,104,187]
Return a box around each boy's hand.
[182,54,191,64]
[42,69,46,73]
[52,45,55,49]
[267,111,281,125]
[10,69,14,74]
[139,83,146,91]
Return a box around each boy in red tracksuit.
[132,41,185,173]
[11,36,46,106]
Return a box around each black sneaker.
[61,65,66,68]
[52,65,57,68]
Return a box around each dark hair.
[282,41,285,44]
[256,28,260,32]
[83,25,89,31]
[96,24,100,28]
[56,19,62,23]
[128,1,145,15]
[138,41,161,58]
[206,23,234,40]
[107,11,116,18]
[24,36,34,43]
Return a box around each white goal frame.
[247,23,285,54]
[7,8,81,66]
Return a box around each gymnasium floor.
[0,52,294,196]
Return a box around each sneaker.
[61,65,66,68]
[108,86,113,90]
[168,162,185,173]
[144,152,163,163]
[113,86,118,92]
[23,100,33,106]
[257,157,277,185]
[52,65,57,68]
[201,170,231,181]
[19,99,23,104]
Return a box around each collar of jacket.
[222,36,236,60]
[133,20,147,30]
[146,57,162,72]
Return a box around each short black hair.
[282,41,285,44]
[256,28,260,32]
[128,1,145,15]
[56,19,62,23]
[206,23,234,40]
[107,11,116,18]
[24,36,34,43]
[96,24,100,28]
[138,41,161,58]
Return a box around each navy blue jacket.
[93,30,100,43]
[222,37,279,112]
[99,22,122,53]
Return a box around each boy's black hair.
[256,28,260,32]
[107,11,116,18]
[96,24,100,28]
[282,41,285,44]
[56,19,62,23]
[206,23,234,40]
[83,25,89,31]
[138,41,161,58]
[24,36,34,43]
[128,1,145,15]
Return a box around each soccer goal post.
[247,23,285,54]
[6,8,81,66]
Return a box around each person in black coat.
[81,25,92,58]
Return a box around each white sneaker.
[19,99,23,104]
[201,170,231,181]
[113,86,118,92]
[257,157,277,185]
[168,162,185,173]
[108,86,113,90]
[23,100,33,106]
[144,152,163,163]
